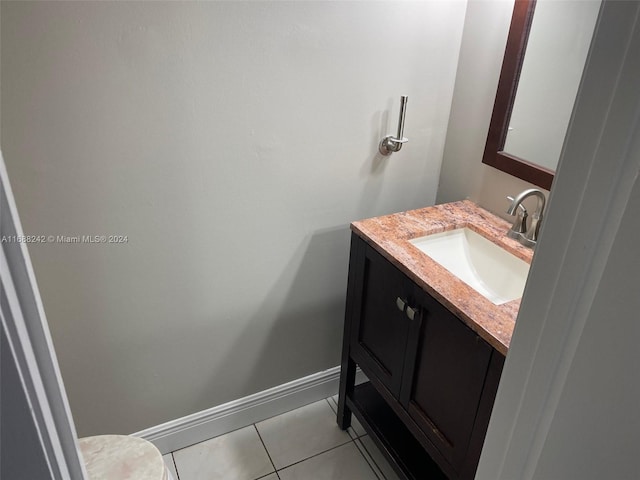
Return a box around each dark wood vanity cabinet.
[338,233,505,480]
[348,236,412,399]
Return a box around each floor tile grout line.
[254,424,281,480]
[169,397,358,480]
[326,397,338,414]
[274,438,355,473]
[353,440,386,480]
[169,452,181,480]
[358,437,395,480]
[254,472,279,480]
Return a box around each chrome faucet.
[506,188,546,248]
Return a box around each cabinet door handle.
[406,306,417,321]
[396,297,407,312]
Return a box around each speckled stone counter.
[351,200,533,355]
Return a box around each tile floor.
[162,395,401,480]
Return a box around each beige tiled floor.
[163,397,402,480]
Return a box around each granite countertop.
[351,200,533,355]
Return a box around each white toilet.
[79,435,174,480]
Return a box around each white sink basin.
[409,228,530,305]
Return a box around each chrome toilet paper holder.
[379,95,409,156]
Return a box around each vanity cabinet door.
[402,290,492,473]
[349,238,412,398]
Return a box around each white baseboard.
[133,366,366,454]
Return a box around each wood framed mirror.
[482,0,554,190]
[483,0,601,191]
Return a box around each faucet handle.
[506,195,526,214]
[506,196,528,239]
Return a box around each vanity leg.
[337,232,362,430]
[337,352,356,430]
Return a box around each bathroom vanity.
[337,201,533,480]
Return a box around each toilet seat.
[79,435,170,480]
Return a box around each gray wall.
[437,0,549,218]
[0,1,466,435]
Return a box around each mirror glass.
[503,0,600,171]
